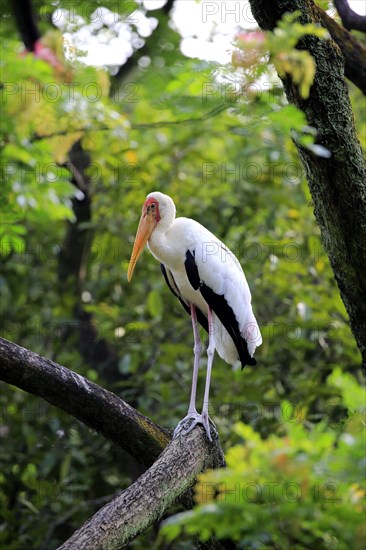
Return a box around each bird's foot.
[173,411,216,442]
[173,411,201,438]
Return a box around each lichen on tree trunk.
[249,0,366,369]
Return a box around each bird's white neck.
[147,197,176,264]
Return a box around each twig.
[30,105,229,142]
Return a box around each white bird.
[127,192,262,440]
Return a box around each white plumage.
[146,193,262,363]
[128,191,262,440]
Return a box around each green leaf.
[59,455,72,483]
[147,289,163,319]
[327,368,366,412]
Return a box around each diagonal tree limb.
[248,0,366,370]
[315,4,366,95]
[57,428,225,549]
[333,0,366,32]
[110,0,177,95]
[0,337,170,467]
[0,336,226,549]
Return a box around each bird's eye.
[151,204,155,208]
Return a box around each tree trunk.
[249,0,366,369]
[315,5,366,96]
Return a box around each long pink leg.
[173,304,201,437]
[187,304,201,415]
[173,306,216,441]
[200,306,215,440]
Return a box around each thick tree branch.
[315,5,366,95]
[57,428,225,549]
[0,337,170,467]
[334,0,366,32]
[248,0,366,369]
[0,336,226,549]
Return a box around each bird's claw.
[173,412,200,438]
[173,412,216,442]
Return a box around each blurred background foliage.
[162,370,365,549]
[0,0,364,548]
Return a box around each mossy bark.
[315,5,366,95]
[249,0,366,369]
[57,429,225,549]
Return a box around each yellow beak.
[127,213,156,281]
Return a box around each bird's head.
[127,192,175,281]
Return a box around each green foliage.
[233,11,328,99]
[1,37,105,252]
[0,1,364,548]
[270,11,328,99]
[161,371,365,548]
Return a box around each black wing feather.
[160,263,209,333]
[184,249,201,290]
[185,250,256,369]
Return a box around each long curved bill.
[127,214,155,282]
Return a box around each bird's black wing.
[184,250,256,369]
[160,263,209,333]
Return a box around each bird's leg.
[187,304,201,415]
[174,307,216,442]
[173,304,202,437]
[200,306,215,441]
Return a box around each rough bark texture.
[315,5,366,95]
[57,429,225,549]
[249,0,366,369]
[0,337,170,466]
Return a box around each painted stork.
[127,192,262,440]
